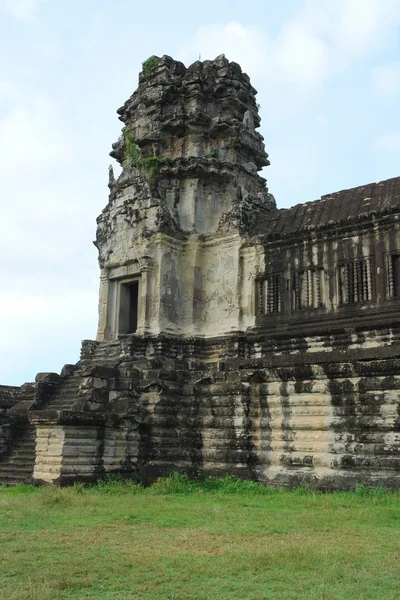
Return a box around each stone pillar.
[138,258,154,334]
[238,244,265,331]
[31,409,140,484]
[33,424,65,483]
[181,236,201,334]
[31,411,107,484]
[96,271,109,340]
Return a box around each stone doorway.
[118,279,140,334]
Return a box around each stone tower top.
[112,54,269,169]
[107,54,275,234]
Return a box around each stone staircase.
[0,370,85,485]
[45,373,82,411]
[85,340,125,364]
[82,338,148,365]
[0,425,36,485]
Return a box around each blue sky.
[1,0,399,385]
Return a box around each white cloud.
[315,113,328,126]
[276,20,329,87]
[0,84,68,173]
[333,0,400,57]
[0,0,47,19]
[180,0,400,92]
[276,0,400,84]
[0,81,97,297]
[178,22,270,76]
[375,132,400,152]
[372,63,400,97]
[0,291,97,384]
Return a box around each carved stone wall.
[1,56,400,489]
[252,178,400,335]
[25,334,400,488]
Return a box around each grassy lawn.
[1,474,399,600]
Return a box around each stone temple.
[1,55,400,488]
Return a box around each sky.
[0,0,399,385]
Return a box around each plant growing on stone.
[141,155,166,186]
[123,127,166,186]
[142,56,160,76]
[123,128,141,166]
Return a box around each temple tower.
[95,54,275,340]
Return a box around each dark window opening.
[128,281,139,333]
[118,279,140,334]
[338,259,372,304]
[386,254,400,298]
[292,268,324,310]
[257,274,282,315]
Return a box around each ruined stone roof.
[254,176,400,238]
[0,385,20,409]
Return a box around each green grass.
[1,474,399,600]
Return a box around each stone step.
[0,458,34,468]
[0,469,33,478]
[52,388,79,395]
[90,351,123,362]
[45,406,74,412]
[44,375,81,411]
[50,397,78,404]
[0,467,33,475]
[50,394,79,402]
[52,385,80,395]
[53,384,79,393]
[50,398,78,404]
[0,477,33,486]
[3,449,34,459]
[0,426,36,485]
[0,449,35,459]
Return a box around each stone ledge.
[29,410,108,426]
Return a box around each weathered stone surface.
[1,55,400,488]
[0,385,20,411]
[95,54,274,340]
[35,372,61,384]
